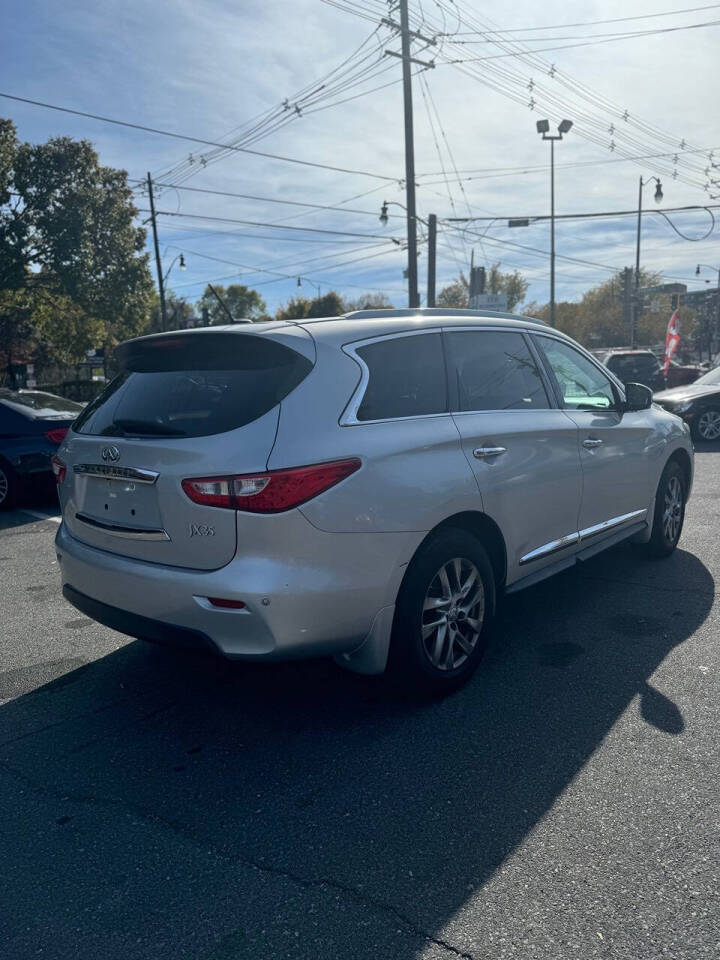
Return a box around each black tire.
[645,459,686,559]
[691,408,720,443]
[0,460,16,511]
[388,528,495,696]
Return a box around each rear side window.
[355,333,447,421]
[74,333,313,438]
[445,330,550,411]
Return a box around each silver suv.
[54,309,693,694]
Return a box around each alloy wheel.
[421,557,484,671]
[0,467,8,506]
[662,475,683,545]
[697,410,720,441]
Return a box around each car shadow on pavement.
[0,544,714,959]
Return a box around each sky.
[1,0,719,315]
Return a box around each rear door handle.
[473,446,507,459]
[582,437,603,449]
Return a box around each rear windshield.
[0,390,84,418]
[74,333,313,438]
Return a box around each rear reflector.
[50,455,67,484]
[45,427,68,445]
[207,597,246,609]
[182,458,361,513]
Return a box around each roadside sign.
[469,292,508,311]
[26,378,37,388]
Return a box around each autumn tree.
[437,264,529,312]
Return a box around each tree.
[343,292,394,311]
[196,283,266,324]
[0,118,154,374]
[436,264,529,312]
[275,291,345,321]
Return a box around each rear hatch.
[58,327,314,570]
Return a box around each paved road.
[2,451,719,959]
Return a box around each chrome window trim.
[75,513,170,541]
[340,327,448,426]
[519,508,648,565]
[73,464,159,485]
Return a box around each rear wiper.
[104,418,186,437]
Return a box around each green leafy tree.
[437,265,529,312]
[0,118,154,374]
[275,290,345,321]
[196,284,266,324]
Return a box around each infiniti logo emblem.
[101,445,121,463]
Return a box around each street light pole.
[633,175,663,348]
[536,119,573,327]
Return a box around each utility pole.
[622,267,634,335]
[399,0,419,308]
[550,138,555,327]
[147,172,167,332]
[427,213,437,307]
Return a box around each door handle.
[582,437,603,449]
[473,446,507,459]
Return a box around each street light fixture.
[535,118,573,327]
[633,175,664,347]
[379,201,438,306]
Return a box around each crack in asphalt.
[0,758,476,959]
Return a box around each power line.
[448,3,720,34]
[444,203,720,224]
[131,179,404,219]
[140,208,401,240]
[0,91,399,182]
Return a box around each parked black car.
[0,389,84,508]
[654,366,720,442]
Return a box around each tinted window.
[608,354,658,382]
[445,330,550,412]
[537,337,616,411]
[355,333,447,421]
[74,332,313,438]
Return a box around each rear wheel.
[388,529,495,696]
[693,408,720,442]
[646,460,686,558]
[0,461,16,510]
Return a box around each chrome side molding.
[520,508,648,566]
[73,464,159,485]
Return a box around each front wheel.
[693,408,720,443]
[388,529,495,696]
[645,460,686,558]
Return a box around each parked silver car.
[54,309,693,694]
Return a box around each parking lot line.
[19,509,62,523]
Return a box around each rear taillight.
[182,458,361,513]
[51,455,67,485]
[45,427,68,445]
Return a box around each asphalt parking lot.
[1,449,719,960]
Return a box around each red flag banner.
[664,309,681,375]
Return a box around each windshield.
[695,366,720,386]
[0,390,84,418]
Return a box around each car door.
[444,327,583,585]
[533,333,655,541]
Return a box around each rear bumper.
[55,517,419,661]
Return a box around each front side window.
[537,337,617,411]
[445,330,550,412]
[354,333,448,421]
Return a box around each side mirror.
[624,382,653,412]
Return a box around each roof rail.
[342,307,548,326]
